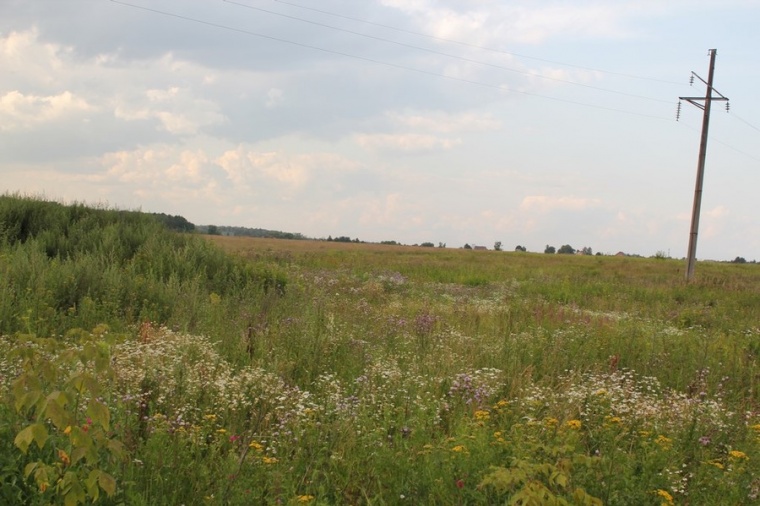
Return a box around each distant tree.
[515,245,527,252]
[381,240,398,245]
[463,243,472,250]
[207,225,220,236]
[438,242,446,248]
[420,242,435,247]
[152,213,195,232]
[544,245,556,254]
[327,235,333,241]
[494,241,503,251]
[580,246,593,256]
[557,244,575,255]
[733,256,747,264]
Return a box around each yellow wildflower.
[58,449,70,467]
[249,441,264,452]
[706,460,724,470]
[494,399,509,409]
[544,417,559,427]
[473,410,490,421]
[751,423,760,432]
[729,450,749,460]
[565,419,582,430]
[605,416,622,425]
[297,495,315,503]
[451,445,466,453]
[656,489,674,505]
[216,428,227,434]
[63,426,72,436]
[655,435,672,449]
[262,456,278,464]
[39,482,49,493]
[204,414,217,421]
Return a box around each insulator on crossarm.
[726,101,730,113]
[676,101,682,121]
[689,75,694,86]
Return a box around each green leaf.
[98,471,117,497]
[86,400,110,431]
[14,424,48,453]
[24,462,38,479]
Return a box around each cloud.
[265,88,284,109]
[520,195,602,213]
[355,133,461,153]
[114,86,226,136]
[0,90,92,131]
[388,110,502,133]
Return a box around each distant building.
[473,245,487,251]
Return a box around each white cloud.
[355,133,461,153]
[265,88,284,109]
[0,90,92,131]
[114,86,226,136]
[520,195,602,213]
[388,110,502,133]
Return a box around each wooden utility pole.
[679,49,728,281]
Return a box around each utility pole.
[678,49,729,281]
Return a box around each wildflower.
[565,419,582,430]
[706,460,724,470]
[58,449,71,467]
[297,495,315,503]
[494,399,509,409]
[39,482,49,493]
[451,445,466,453]
[456,479,465,489]
[473,410,490,421]
[605,416,622,425]
[544,417,559,427]
[655,435,672,449]
[656,489,674,505]
[204,414,217,421]
[249,441,264,451]
[216,428,227,434]
[63,426,72,436]
[751,423,760,433]
[262,456,278,464]
[729,450,749,460]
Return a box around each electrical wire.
[224,0,674,104]
[110,0,674,122]
[269,0,686,86]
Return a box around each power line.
[224,0,673,105]
[730,112,760,134]
[269,0,686,86]
[110,0,674,121]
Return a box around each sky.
[2,0,760,260]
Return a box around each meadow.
[2,195,760,505]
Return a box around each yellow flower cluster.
[473,410,490,421]
[451,445,466,453]
[565,419,582,430]
[656,488,674,505]
[729,450,748,460]
[297,495,315,503]
[655,435,672,450]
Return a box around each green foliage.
[2,206,760,504]
[557,245,576,255]
[9,328,124,505]
[0,195,285,336]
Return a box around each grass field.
[2,198,760,505]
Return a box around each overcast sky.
[2,0,760,260]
